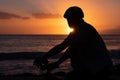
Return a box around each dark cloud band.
[32,13,61,19]
[0,11,29,19]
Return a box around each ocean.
[0,34,120,53]
[0,35,66,53]
[0,34,120,76]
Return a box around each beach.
[0,34,120,79]
[0,52,71,80]
[0,50,120,80]
[0,52,71,75]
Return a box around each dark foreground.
[0,63,120,80]
[0,70,120,80]
[0,50,120,80]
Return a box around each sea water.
[0,35,66,53]
[0,34,120,75]
[0,34,120,53]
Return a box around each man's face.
[67,18,75,27]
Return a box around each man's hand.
[33,56,48,68]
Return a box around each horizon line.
[0,33,120,36]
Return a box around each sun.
[68,28,74,33]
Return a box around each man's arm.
[33,33,73,67]
[43,40,68,59]
[55,48,71,65]
[43,33,73,59]
[45,47,71,71]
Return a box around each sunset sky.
[0,0,120,34]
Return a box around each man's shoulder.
[83,21,94,27]
[82,21,99,34]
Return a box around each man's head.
[64,6,84,27]
[64,6,84,28]
[64,6,84,19]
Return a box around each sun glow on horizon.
[69,28,74,33]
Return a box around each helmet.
[64,6,84,19]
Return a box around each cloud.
[32,13,62,19]
[0,11,30,19]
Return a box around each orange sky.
[0,0,120,34]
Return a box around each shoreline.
[0,50,120,61]
[0,52,63,61]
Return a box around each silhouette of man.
[34,6,113,80]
